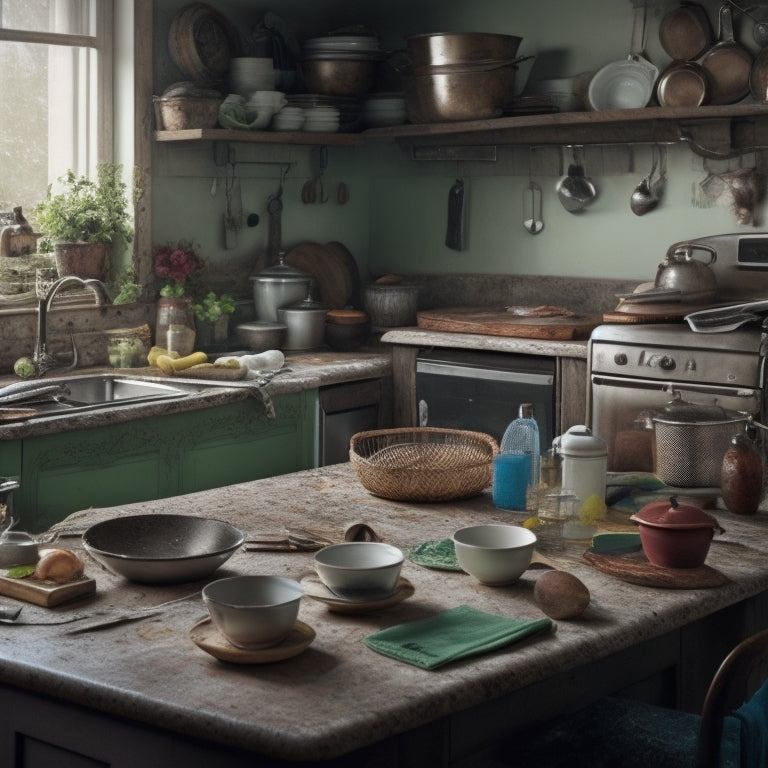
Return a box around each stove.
[588,232,768,477]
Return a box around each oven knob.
[613,353,628,366]
[659,356,676,371]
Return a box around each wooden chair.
[505,627,768,768]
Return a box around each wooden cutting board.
[284,241,360,309]
[0,574,95,606]
[603,299,730,324]
[417,308,603,339]
[583,550,727,589]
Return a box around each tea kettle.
[654,242,718,302]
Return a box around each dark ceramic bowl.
[83,514,244,584]
[630,499,723,569]
[325,320,370,351]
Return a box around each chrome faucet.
[33,276,111,376]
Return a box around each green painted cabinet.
[11,391,316,533]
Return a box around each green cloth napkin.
[363,605,553,670]
[409,539,463,571]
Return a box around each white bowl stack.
[303,105,340,132]
[229,57,275,96]
[362,93,407,127]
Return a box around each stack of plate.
[303,106,340,132]
[287,94,360,132]
[229,57,275,96]
[302,35,384,60]
[362,93,407,127]
[273,106,305,131]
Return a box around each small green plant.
[32,163,133,245]
[193,291,235,323]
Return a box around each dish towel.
[363,605,553,670]
[409,538,463,571]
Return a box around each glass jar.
[155,297,196,356]
[106,334,146,368]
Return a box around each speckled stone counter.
[0,349,392,440]
[381,327,589,359]
[2,465,768,766]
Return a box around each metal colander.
[651,402,747,487]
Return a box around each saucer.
[300,575,414,614]
[190,618,315,663]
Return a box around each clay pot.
[54,242,107,280]
[630,497,724,569]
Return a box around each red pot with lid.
[630,497,724,569]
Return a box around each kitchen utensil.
[700,5,753,105]
[445,178,466,250]
[203,575,302,649]
[685,298,768,332]
[654,242,718,302]
[276,291,329,350]
[250,253,313,323]
[658,2,713,60]
[314,542,404,600]
[234,321,287,352]
[630,497,724,568]
[406,32,523,69]
[630,148,659,216]
[284,241,359,309]
[556,146,597,213]
[656,61,711,107]
[523,180,544,234]
[587,4,658,111]
[82,514,244,584]
[452,524,536,586]
[300,56,378,98]
[652,145,668,203]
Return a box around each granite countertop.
[3,464,768,763]
[0,349,392,440]
[381,328,589,359]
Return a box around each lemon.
[522,516,540,530]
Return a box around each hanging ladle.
[523,181,544,234]
[630,146,659,216]
[556,146,597,213]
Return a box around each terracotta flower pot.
[54,241,107,280]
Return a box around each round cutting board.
[284,241,360,309]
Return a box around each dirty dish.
[190,617,314,663]
[300,574,414,613]
[82,514,244,584]
[313,541,404,600]
[452,524,536,585]
[202,575,303,650]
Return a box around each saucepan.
[699,5,752,105]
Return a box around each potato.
[533,570,590,620]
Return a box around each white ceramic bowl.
[314,542,404,600]
[452,524,536,586]
[203,575,303,650]
[587,56,658,111]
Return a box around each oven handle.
[417,360,553,386]
[590,374,761,404]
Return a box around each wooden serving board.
[417,308,603,339]
[602,299,730,324]
[0,574,95,607]
[583,550,727,589]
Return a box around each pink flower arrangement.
[154,240,203,297]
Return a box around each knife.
[445,178,466,251]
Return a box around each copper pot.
[699,5,753,105]
[657,61,711,107]
[406,32,522,69]
[658,3,713,61]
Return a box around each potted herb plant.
[193,290,235,349]
[33,163,133,281]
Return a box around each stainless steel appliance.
[415,348,555,451]
[588,232,768,478]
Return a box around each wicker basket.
[350,427,498,502]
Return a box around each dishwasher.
[415,348,555,451]
[317,379,387,466]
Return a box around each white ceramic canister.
[552,425,607,505]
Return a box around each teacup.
[247,90,287,112]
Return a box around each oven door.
[590,374,762,472]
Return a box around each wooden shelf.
[154,103,768,156]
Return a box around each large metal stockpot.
[406,32,522,68]
[250,255,313,322]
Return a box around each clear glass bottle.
[494,403,541,511]
[155,297,196,356]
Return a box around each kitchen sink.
[27,373,222,416]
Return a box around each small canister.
[553,425,607,507]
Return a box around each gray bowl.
[235,321,287,352]
[82,514,244,584]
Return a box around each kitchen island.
[1,463,768,767]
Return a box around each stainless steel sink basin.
[29,374,217,416]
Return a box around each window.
[0,0,113,214]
